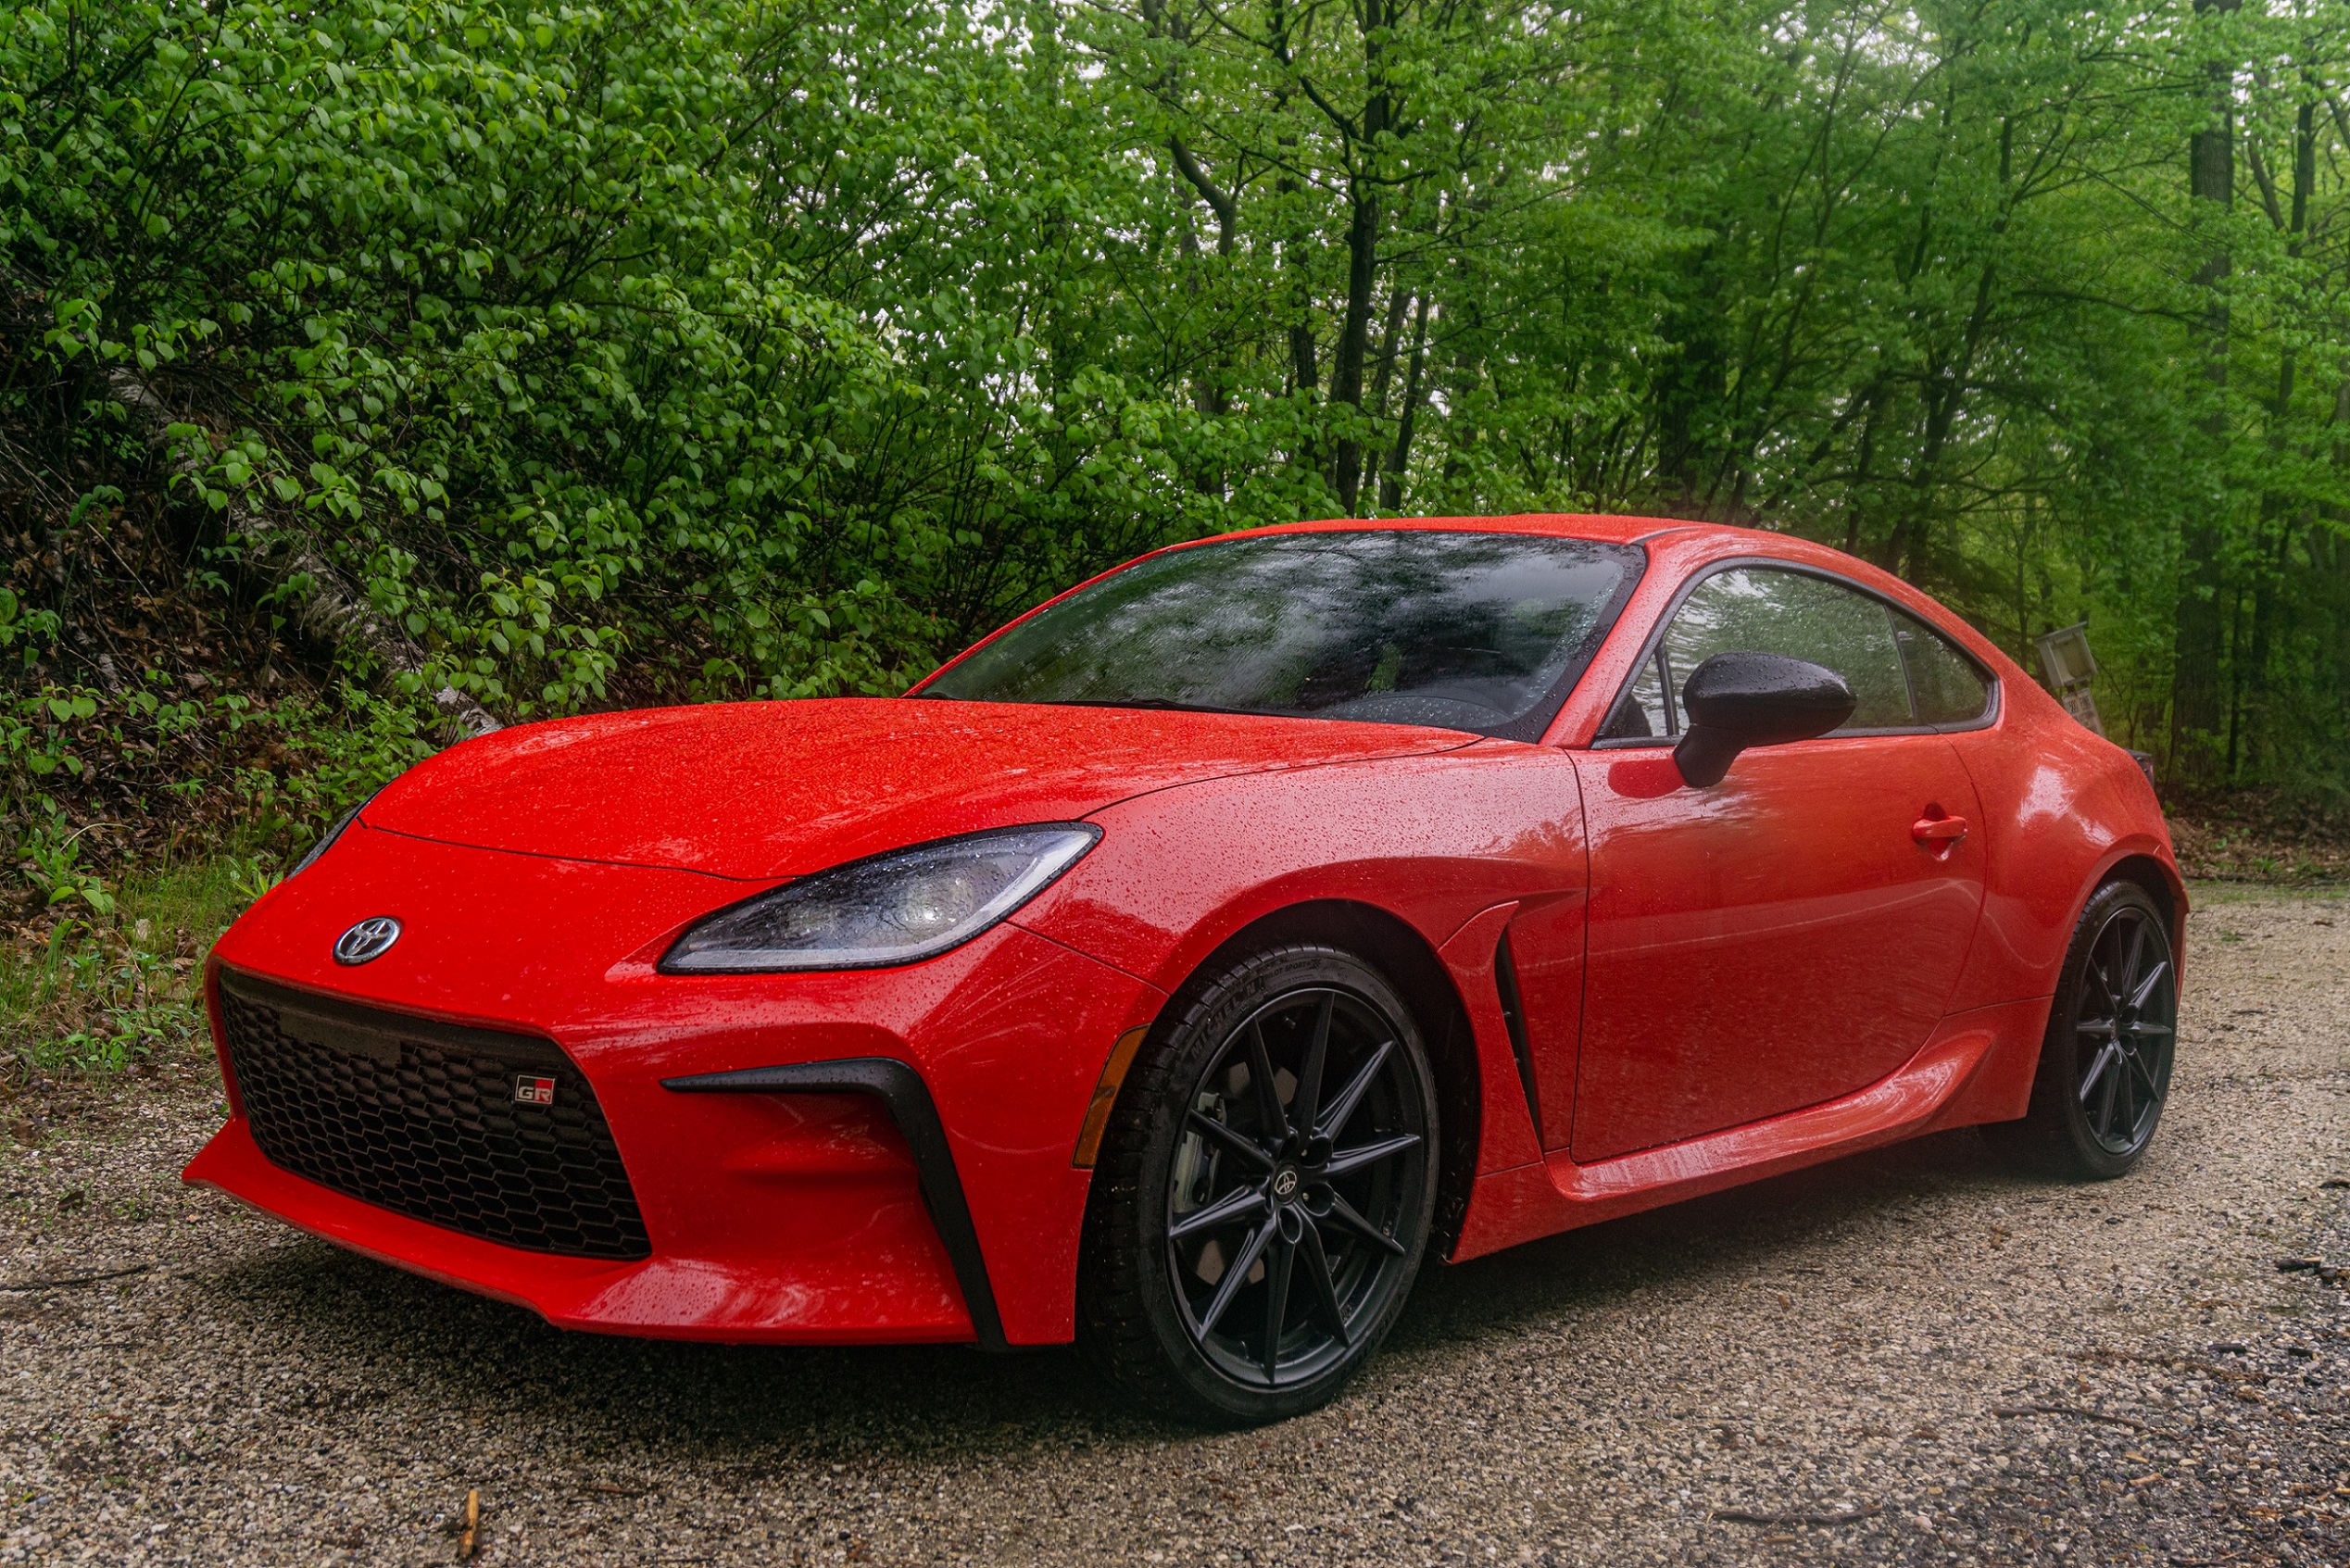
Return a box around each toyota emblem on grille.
[333,916,403,966]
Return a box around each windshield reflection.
[922,531,1641,741]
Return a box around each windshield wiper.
[920,692,1269,719]
[1046,696,1272,717]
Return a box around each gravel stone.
[2,884,2345,1565]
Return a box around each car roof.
[1219,512,2019,687]
[1233,513,1714,546]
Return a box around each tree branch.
[1168,136,1239,254]
[2244,135,2283,231]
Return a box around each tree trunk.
[2239,95,2316,782]
[1168,137,1238,432]
[1278,161,1319,408]
[108,368,503,739]
[1326,0,1391,512]
[1378,294,1431,512]
[2169,0,2240,782]
[1653,246,1725,513]
[1368,283,1412,424]
[1328,182,1381,510]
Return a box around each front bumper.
[190,1115,973,1340]
[185,823,1159,1345]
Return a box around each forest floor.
[0,884,2344,1566]
[2168,793,2350,884]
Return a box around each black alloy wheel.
[1993,879,2178,1180]
[1077,946,1437,1424]
[2073,897,2177,1156]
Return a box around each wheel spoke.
[1259,1231,1296,1379]
[2121,1039,2161,1098]
[1169,1185,1269,1242]
[1319,1189,1406,1255]
[2084,955,2120,1016]
[2126,959,2171,1015]
[1247,1023,1288,1144]
[1291,993,1335,1142]
[2125,1021,2173,1038]
[2092,1049,2122,1141]
[1322,1132,1422,1180]
[1186,1110,1276,1172]
[2075,1014,2117,1038]
[2118,920,2148,1007]
[1313,1037,1393,1144]
[1299,1218,1351,1346]
[1195,1214,1277,1338]
[2078,1041,2119,1106]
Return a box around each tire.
[1990,879,2179,1180]
[1075,944,1439,1425]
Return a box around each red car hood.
[363,697,1474,879]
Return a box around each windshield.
[918,530,1643,739]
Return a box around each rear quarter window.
[1892,612,1993,726]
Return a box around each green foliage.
[1,0,2345,797]
[1,860,245,1081]
[18,811,114,915]
[2,0,1313,714]
[0,668,380,1080]
[0,674,428,931]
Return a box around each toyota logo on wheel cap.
[333,916,403,966]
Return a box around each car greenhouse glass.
[923,531,1641,739]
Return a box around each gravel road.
[4,884,2346,1567]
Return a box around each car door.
[1560,564,1991,1161]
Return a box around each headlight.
[291,790,381,878]
[660,823,1102,974]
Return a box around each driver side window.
[1601,568,1917,739]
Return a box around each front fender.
[1014,742,1589,998]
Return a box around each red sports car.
[186,515,2182,1424]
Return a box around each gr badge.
[513,1075,558,1107]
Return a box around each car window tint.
[1892,610,1992,725]
[923,531,1641,738]
[1598,650,1670,740]
[1659,568,1914,731]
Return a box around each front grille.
[217,970,651,1261]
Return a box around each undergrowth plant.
[1,859,246,1081]
[1,674,431,1081]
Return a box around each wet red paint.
[186,513,2181,1346]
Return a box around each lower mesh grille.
[217,970,651,1260]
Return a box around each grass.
[2,858,250,1082]
[2181,877,2350,908]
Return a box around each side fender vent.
[1493,933,1543,1143]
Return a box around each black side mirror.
[1673,652,1855,787]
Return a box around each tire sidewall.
[1099,945,1439,1424]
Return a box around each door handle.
[1911,814,1968,849]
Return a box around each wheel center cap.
[1270,1165,1302,1203]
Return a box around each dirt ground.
[1,884,2345,1567]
